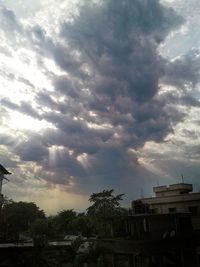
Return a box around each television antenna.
[181,174,184,183]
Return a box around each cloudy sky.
[1,0,200,214]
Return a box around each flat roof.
[153,183,193,192]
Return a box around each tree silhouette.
[87,189,124,237]
[1,201,45,242]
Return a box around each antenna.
[181,174,184,183]
[140,188,144,198]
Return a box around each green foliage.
[1,201,45,242]
[0,190,127,243]
[30,218,52,239]
[57,209,77,221]
[68,215,98,237]
[63,236,84,266]
[48,209,77,238]
[87,189,124,237]
[87,189,124,217]
[1,196,13,206]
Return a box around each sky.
[1,0,200,214]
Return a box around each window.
[169,207,176,213]
[143,218,150,232]
[150,208,157,214]
[188,206,198,216]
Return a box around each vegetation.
[87,189,125,237]
[87,189,124,216]
[0,189,126,266]
[0,200,45,242]
[0,189,126,242]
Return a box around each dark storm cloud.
[15,139,48,162]
[0,153,18,168]
[45,148,86,179]
[0,70,33,89]
[53,75,80,98]
[30,25,46,43]
[61,0,182,102]
[49,0,184,150]
[37,89,84,115]
[1,98,40,119]
[52,45,81,75]
[159,91,200,109]
[2,0,200,195]
[163,53,200,88]
[85,145,138,176]
[179,95,200,107]
[29,0,187,190]
[41,116,113,153]
[0,133,17,147]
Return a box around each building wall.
[133,184,200,215]
[132,183,200,230]
[125,213,193,241]
[153,184,193,197]
[146,199,200,215]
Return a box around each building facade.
[132,183,200,230]
[128,183,200,266]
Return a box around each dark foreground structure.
[0,177,200,267]
[0,212,199,267]
[123,212,200,266]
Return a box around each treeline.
[0,189,128,243]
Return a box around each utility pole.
[0,164,11,211]
[0,164,11,241]
[181,174,184,184]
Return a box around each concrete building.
[128,183,200,266]
[132,183,200,230]
[123,213,198,266]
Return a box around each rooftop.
[153,183,193,194]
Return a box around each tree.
[1,201,45,242]
[63,237,83,267]
[50,209,77,238]
[30,218,52,241]
[87,189,124,237]
[68,215,99,237]
[30,218,53,267]
[87,189,124,216]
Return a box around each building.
[125,213,193,241]
[132,183,200,230]
[123,213,198,266]
[127,183,200,266]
